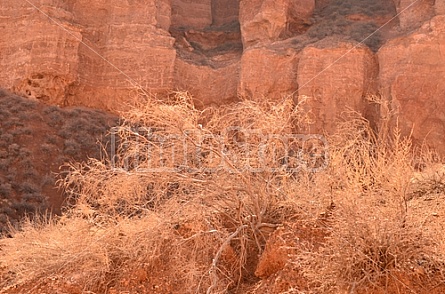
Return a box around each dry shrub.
[408,150,445,200]
[298,115,445,293]
[1,92,444,294]
[1,92,327,293]
[1,216,125,291]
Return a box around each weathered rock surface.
[211,0,239,26]
[436,0,445,15]
[69,0,176,110]
[1,0,176,110]
[393,0,435,29]
[174,56,240,107]
[297,40,378,134]
[171,0,212,29]
[182,27,241,52]
[378,15,445,152]
[169,0,242,107]
[1,0,445,154]
[239,0,315,48]
[238,45,299,101]
[0,3,81,106]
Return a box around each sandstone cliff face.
[171,0,212,30]
[437,0,445,15]
[212,0,239,26]
[297,40,378,134]
[68,0,176,110]
[1,0,176,110]
[239,0,315,47]
[174,56,240,107]
[379,15,445,150]
[1,0,445,153]
[238,45,299,102]
[393,0,435,29]
[0,2,81,106]
[169,0,242,107]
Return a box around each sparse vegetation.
[307,13,383,52]
[320,0,396,18]
[304,0,397,52]
[1,92,444,293]
[0,90,117,235]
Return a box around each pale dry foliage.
[298,115,445,293]
[0,92,327,293]
[1,92,445,293]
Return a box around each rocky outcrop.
[68,0,176,110]
[378,15,445,153]
[297,39,379,134]
[0,3,81,106]
[171,0,212,29]
[0,0,176,110]
[239,0,315,48]
[211,0,239,26]
[174,56,240,107]
[1,0,445,154]
[393,0,435,29]
[238,44,299,101]
[170,0,242,107]
[436,0,445,15]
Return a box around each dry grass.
[1,92,444,293]
[297,116,445,293]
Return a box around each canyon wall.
[393,0,435,29]
[1,0,445,153]
[0,0,176,110]
[0,2,81,106]
[297,40,379,134]
[379,15,445,150]
[171,0,212,29]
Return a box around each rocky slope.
[1,0,444,152]
[0,89,117,234]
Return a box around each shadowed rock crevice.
[306,0,398,52]
[170,0,242,106]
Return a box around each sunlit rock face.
[1,0,445,154]
[0,0,176,110]
[378,15,445,153]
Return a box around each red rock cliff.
[1,0,445,153]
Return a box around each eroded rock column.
[238,45,299,101]
[239,0,314,47]
[378,15,445,153]
[297,40,378,134]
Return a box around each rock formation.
[211,0,240,26]
[238,44,299,102]
[1,0,176,110]
[393,0,435,29]
[297,39,378,134]
[171,0,212,30]
[0,2,82,106]
[437,0,445,15]
[239,0,315,47]
[174,56,240,107]
[1,0,445,153]
[378,15,445,151]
